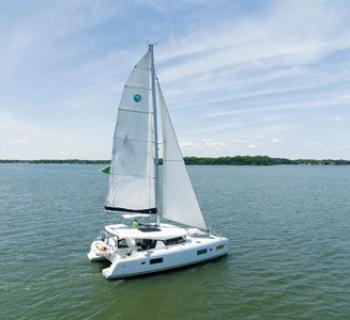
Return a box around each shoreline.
[1,156,350,166]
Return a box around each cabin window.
[118,239,128,248]
[216,244,224,250]
[197,249,207,255]
[141,239,157,250]
[150,258,163,264]
[164,237,186,245]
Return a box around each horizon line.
[1,155,350,162]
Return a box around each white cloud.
[206,94,350,118]
[204,141,227,147]
[10,139,28,144]
[179,141,195,147]
[334,116,344,122]
[305,142,323,148]
[1,2,350,159]
[0,3,121,77]
[335,145,350,150]
[232,138,250,144]
[157,1,350,105]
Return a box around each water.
[0,164,349,320]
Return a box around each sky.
[1,0,350,160]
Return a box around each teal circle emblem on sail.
[133,94,142,103]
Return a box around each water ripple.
[1,164,350,320]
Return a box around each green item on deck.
[132,220,140,228]
[101,165,111,175]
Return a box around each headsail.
[105,51,156,213]
[158,80,207,229]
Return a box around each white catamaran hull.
[88,233,228,279]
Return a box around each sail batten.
[125,85,151,91]
[118,108,153,114]
[157,80,207,230]
[105,50,156,213]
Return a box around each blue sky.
[1,0,350,160]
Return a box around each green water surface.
[0,164,349,320]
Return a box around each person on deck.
[132,219,140,228]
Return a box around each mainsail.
[157,80,207,230]
[105,51,156,213]
[105,47,207,228]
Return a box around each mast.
[149,44,161,224]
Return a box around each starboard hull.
[104,251,228,279]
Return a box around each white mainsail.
[105,51,156,213]
[157,80,207,230]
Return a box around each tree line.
[1,156,350,165]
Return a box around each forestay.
[158,80,207,230]
[105,51,156,213]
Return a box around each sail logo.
[133,94,142,103]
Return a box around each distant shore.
[1,156,350,166]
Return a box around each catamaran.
[88,45,228,279]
